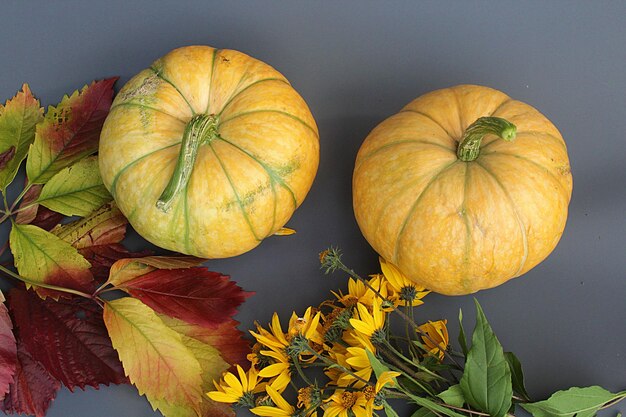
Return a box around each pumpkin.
[353,85,572,295]
[99,46,319,258]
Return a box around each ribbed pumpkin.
[99,46,319,258]
[353,85,572,295]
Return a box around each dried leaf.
[105,255,206,289]
[0,84,43,189]
[80,244,150,281]
[51,202,127,249]
[109,266,250,328]
[103,298,203,414]
[0,291,17,401]
[1,342,60,417]
[9,223,94,298]
[36,156,112,216]
[26,78,117,184]
[8,288,125,391]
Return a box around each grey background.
[1,1,625,416]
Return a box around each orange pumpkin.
[99,46,319,258]
[353,85,572,295]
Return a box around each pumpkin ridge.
[126,161,175,222]
[392,160,460,264]
[207,142,263,242]
[183,183,192,254]
[219,109,318,138]
[451,87,466,134]
[481,131,567,153]
[109,141,182,199]
[216,134,298,209]
[489,98,515,117]
[357,139,455,167]
[110,102,187,124]
[399,109,455,142]
[460,163,473,291]
[149,66,196,115]
[204,48,220,114]
[216,78,290,117]
[473,161,529,277]
[480,151,571,197]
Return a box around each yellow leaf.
[274,227,296,236]
[105,256,206,288]
[103,298,203,414]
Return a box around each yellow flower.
[349,298,386,345]
[288,307,323,345]
[298,387,320,417]
[418,320,449,361]
[208,365,261,406]
[333,276,387,309]
[251,385,296,417]
[379,257,429,307]
[258,349,292,393]
[363,371,401,414]
[250,314,290,351]
[323,390,368,417]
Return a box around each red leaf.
[15,184,63,231]
[1,342,60,417]
[0,292,17,401]
[79,244,151,281]
[26,77,118,184]
[51,202,127,249]
[0,147,16,170]
[8,288,126,391]
[116,267,251,328]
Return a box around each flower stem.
[291,354,313,386]
[303,345,370,386]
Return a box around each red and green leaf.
[0,84,44,189]
[108,264,251,328]
[0,291,17,401]
[8,288,126,391]
[103,297,204,415]
[9,223,94,298]
[26,78,117,184]
[0,342,60,417]
[15,184,64,231]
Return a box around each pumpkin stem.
[156,113,219,212]
[456,116,516,162]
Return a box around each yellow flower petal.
[259,362,289,378]
[266,385,294,413]
[251,406,291,417]
[207,390,238,403]
[223,372,243,395]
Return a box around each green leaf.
[365,348,391,379]
[384,402,401,417]
[458,309,468,357]
[410,408,437,417]
[505,351,531,402]
[438,385,465,408]
[36,156,112,216]
[459,300,512,417]
[521,386,626,417]
[402,391,466,417]
[0,84,43,189]
[9,223,93,298]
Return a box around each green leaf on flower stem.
[0,84,43,189]
[365,348,391,379]
[410,408,437,417]
[403,391,466,417]
[459,300,512,417]
[521,386,626,417]
[457,309,468,357]
[505,351,531,402]
[36,156,112,217]
[437,384,465,408]
[383,401,401,417]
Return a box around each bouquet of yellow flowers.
[209,248,625,417]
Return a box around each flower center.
[340,392,357,409]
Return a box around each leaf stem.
[0,264,93,299]
[9,182,34,212]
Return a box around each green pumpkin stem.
[456,116,517,162]
[156,113,219,212]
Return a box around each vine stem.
[9,182,34,213]
[0,264,94,299]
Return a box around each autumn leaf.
[105,255,206,290]
[103,297,204,414]
[8,288,126,391]
[26,77,117,184]
[0,291,17,401]
[9,223,94,298]
[0,84,44,189]
[36,156,112,217]
[106,260,251,328]
[1,342,60,417]
[15,184,63,230]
